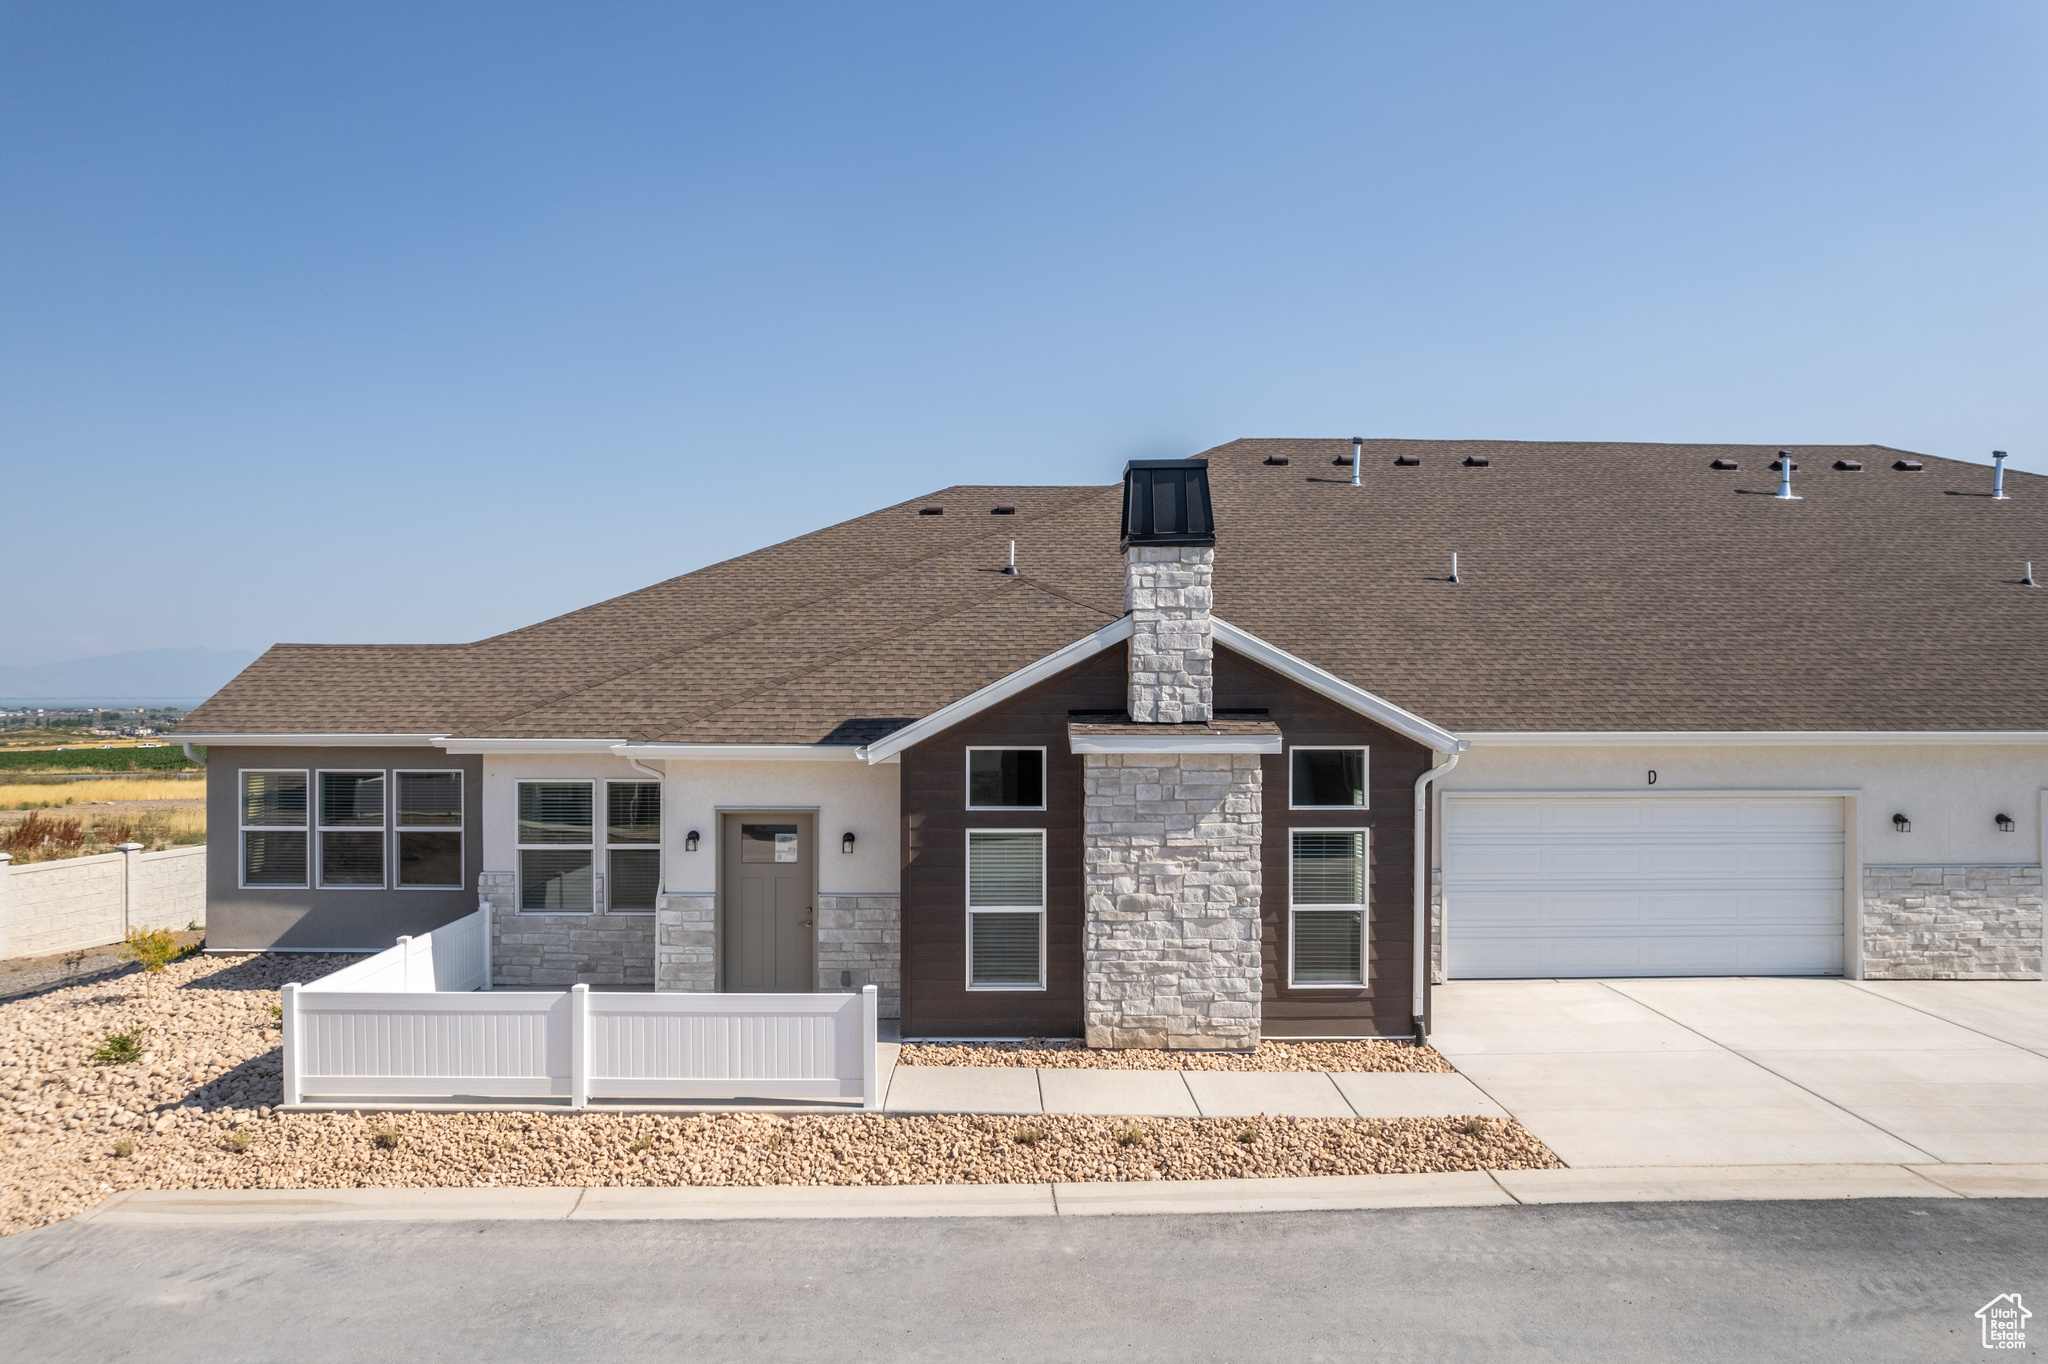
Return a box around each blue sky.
[3,1,2043,666]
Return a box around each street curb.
[70,1162,2048,1225]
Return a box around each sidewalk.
[69,1161,2048,1226]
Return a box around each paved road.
[2,1199,2041,1361]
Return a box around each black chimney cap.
[1121,459,1215,549]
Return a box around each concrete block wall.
[817,893,901,1019]
[1862,864,2044,980]
[483,870,656,988]
[1081,751,1262,1049]
[1,846,208,960]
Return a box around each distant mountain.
[0,648,262,705]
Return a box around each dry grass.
[0,777,206,808]
[0,807,206,863]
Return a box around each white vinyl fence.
[0,845,206,960]
[282,908,879,1110]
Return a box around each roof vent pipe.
[1450,552,1461,585]
[1351,436,1362,487]
[1002,540,1018,575]
[2025,562,2039,588]
[1774,450,1801,501]
[1993,450,2011,501]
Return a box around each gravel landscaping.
[1,952,1555,1239]
[898,1038,1456,1072]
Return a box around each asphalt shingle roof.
[177,440,2048,740]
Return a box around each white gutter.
[182,744,206,764]
[612,743,865,763]
[433,738,628,755]
[609,746,664,781]
[168,734,449,747]
[1067,735,1282,755]
[1412,741,1467,1042]
[1460,731,2048,748]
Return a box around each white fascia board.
[169,734,448,747]
[613,744,865,762]
[861,615,1134,763]
[1461,730,2048,748]
[432,738,629,755]
[1208,618,1460,754]
[1068,735,1283,755]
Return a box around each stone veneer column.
[1082,752,1262,1049]
[655,892,718,993]
[1125,546,1214,724]
[816,894,902,1019]
[1861,865,2044,979]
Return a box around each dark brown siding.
[1217,652,1434,1040]
[898,643,1435,1040]
[898,646,1125,1037]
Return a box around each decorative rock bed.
[897,1038,1456,1072]
[0,953,1554,1239]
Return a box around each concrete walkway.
[1433,976,2048,1168]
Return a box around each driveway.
[1432,977,2048,1168]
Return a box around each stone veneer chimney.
[1081,459,1262,1051]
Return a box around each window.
[966,830,1045,988]
[240,770,308,888]
[396,771,463,889]
[518,781,594,912]
[317,770,386,888]
[605,781,661,912]
[1290,747,1367,809]
[1290,829,1366,986]
[966,748,1046,810]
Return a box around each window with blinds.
[606,781,661,912]
[1290,828,1366,986]
[517,782,594,912]
[396,771,463,889]
[317,770,386,888]
[967,830,1045,988]
[240,770,308,888]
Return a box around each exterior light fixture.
[684,830,700,852]
[1893,813,1911,833]
[842,832,856,854]
[1997,813,2017,833]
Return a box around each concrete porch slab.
[1051,1171,1512,1215]
[882,1066,1042,1115]
[1035,1068,1200,1117]
[571,1182,1057,1220]
[1327,1072,1510,1119]
[1181,1071,1352,1118]
[1492,1164,1958,1205]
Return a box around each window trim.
[314,767,388,891]
[1287,745,1371,811]
[963,746,1049,812]
[1287,825,1370,989]
[394,768,465,891]
[238,768,309,890]
[602,778,662,914]
[515,779,597,914]
[963,826,1048,991]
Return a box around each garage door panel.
[1445,797,1844,979]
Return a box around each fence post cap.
[571,981,590,993]
[115,842,145,852]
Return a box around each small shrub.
[111,1138,134,1158]
[120,926,185,973]
[1012,1125,1042,1147]
[1116,1126,1146,1148]
[628,1135,653,1154]
[1459,1116,1491,1137]
[224,1130,251,1153]
[1235,1128,1258,1145]
[371,1125,401,1150]
[90,1028,147,1065]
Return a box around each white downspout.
[1412,740,1467,1043]
[610,745,663,782]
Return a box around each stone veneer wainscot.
[482,871,655,988]
[1862,864,2044,980]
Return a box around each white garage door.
[1444,797,1844,979]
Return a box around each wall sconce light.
[1997,813,2017,833]
[842,832,857,854]
[1892,813,1911,833]
[684,830,700,852]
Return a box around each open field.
[0,804,205,863]
[0,747,198,774]
[0,777,207,810]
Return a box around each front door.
[721,813,815,992]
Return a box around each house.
[174,438,2048,1046]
